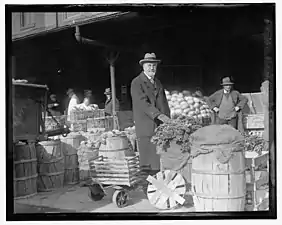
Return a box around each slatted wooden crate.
[89,154,140,186]
[70,109,105,122]
[45,115,67,131]
[86,116,113,131]
[243,113,264,129]
[245,151,269,211]
[72,120,87,132]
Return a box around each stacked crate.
[242,92,264,137]
[69,109,113,132]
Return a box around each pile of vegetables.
[97,129,134,151]
[151,115,203,154]
[79,140,100,149]
[165,90,212,119]
[243,132,268,154]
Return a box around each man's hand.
[158,114,171,123]
[213,107,219,113]
[235,106,240,112]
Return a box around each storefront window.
[19,12,35,29]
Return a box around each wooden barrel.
[160,141,192,189]
[13,142,38,199]
[99,136,135,159]
[36,140,65,192]
[191,145,246,211]
[61,133,82,185]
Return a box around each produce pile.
[151,115,203,154]
[165,90,212,119]
[124,126,137,151]
[243,132,268,154]
[97,129,135,151]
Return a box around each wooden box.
[89,154,140,186]
[243,113,264,129]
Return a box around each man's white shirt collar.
[144,71,155,81]
[223,89,230,94]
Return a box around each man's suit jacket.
[131,72,170,137]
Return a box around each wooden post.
[107,51,120,130]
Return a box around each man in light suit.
[131,53,171,175]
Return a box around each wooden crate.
[246,129,264,137]
[72,120,87,132]
[89,154,140,186]
[70,109,105,122]
[45,115,67,131]
[245,151,269,211]
[243,113,264,129]
[86,116,113,131]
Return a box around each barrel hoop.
[14,173,38,181]
[192,192,245,199]
[14,158,37,165]
[38,157,65,164]
[191,168,245,175]
[38,171,64,176]
[65,167,79,170]
[99,148,129,152]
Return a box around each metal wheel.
[88,183,105,201]
[112,189,129,208]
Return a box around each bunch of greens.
[151,115,203,153]
[242,132,268,154]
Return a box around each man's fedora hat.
[221,77,234,86]
[104,88,111,95]
[139,53,161,66]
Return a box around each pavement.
[14,184,195,213]
[14,179,269,214]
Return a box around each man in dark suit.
[131,53,171,175]
[207,77,248,132]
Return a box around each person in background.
[84,89,93,103]
[66,88,79,119]
[47,94,61,117]
[207,77,248,132]
[130,53,171,176]
[104,88,120,116]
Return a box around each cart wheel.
[88,184,105,201]
[112,190,129,208]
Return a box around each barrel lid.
[190,124,244,146]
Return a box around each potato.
[178,93,183,98]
